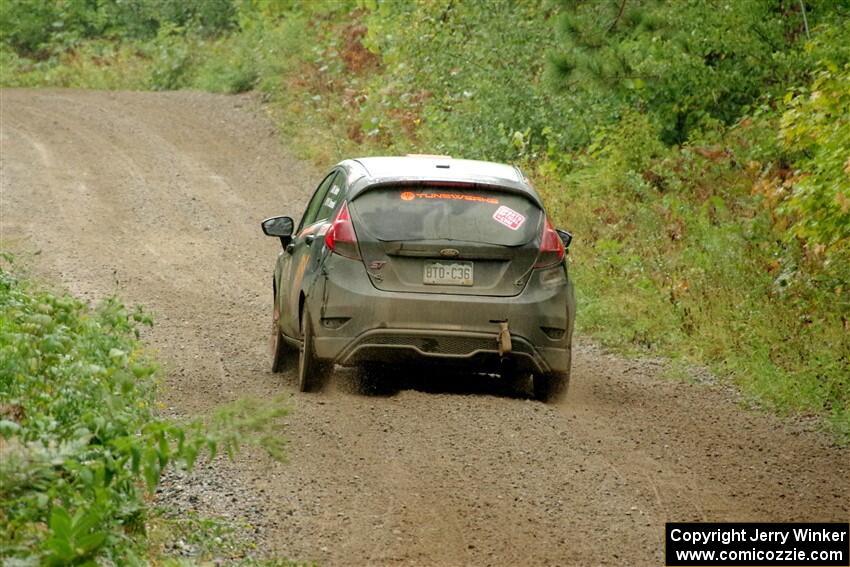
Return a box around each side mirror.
[556,229,573,251]
[261,216,294,248]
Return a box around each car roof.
[338,156,543,206]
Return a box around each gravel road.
[1,89,847,566]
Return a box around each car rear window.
[350,186,542,246]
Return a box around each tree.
[552,0,844,143]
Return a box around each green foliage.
[0,268,288,562]
[193,48,258,94]
[582,108,666,183]
[780,59,850,248]
[361,0,590,160]
[0,0,59,55]
[0,0,241,90]
[146,25,196,90]
[0,0,236,58]
[0,40,151,89]
[537,109,849,432]
[553,0,847,143]
[0,1,324,94]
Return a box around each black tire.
[270,294,290,373]
[298,309,329,392]
[533,371,569,403]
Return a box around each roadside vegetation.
[1,0,847,440]
[0,262,288,563]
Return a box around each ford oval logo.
[440,248,460,258]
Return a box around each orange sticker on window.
[399,191,499,204]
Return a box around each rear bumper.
[337,328,551,373]
[306,256,575,374]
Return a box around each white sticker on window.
[324,197,336,209]
[492,205,526,230]
[330,185,340,195]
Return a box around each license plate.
[423,261,473,286]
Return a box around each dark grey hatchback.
[261,156,575,401]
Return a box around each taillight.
[325,202,361,259]
[534,216,565,268]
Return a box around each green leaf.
[48,507,72,541]
[75,531,107,555]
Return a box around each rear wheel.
[298,309,329,392]
[270,293,291,373]
[533,371,569,403]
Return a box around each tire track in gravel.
[2,89,847,566]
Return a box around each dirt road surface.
[2,89,847,566]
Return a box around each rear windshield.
[350,186,541,246]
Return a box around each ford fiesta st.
[261,156,575,401]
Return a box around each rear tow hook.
[497,321,512,357]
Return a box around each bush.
[780,60,850,249]
[0,267,286,562]
[361,0,587,160]
[0,0,236,59]
[146,25,196,90]
[552,0,846,143]
[0,0,59,56]
[0,268,157,561]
